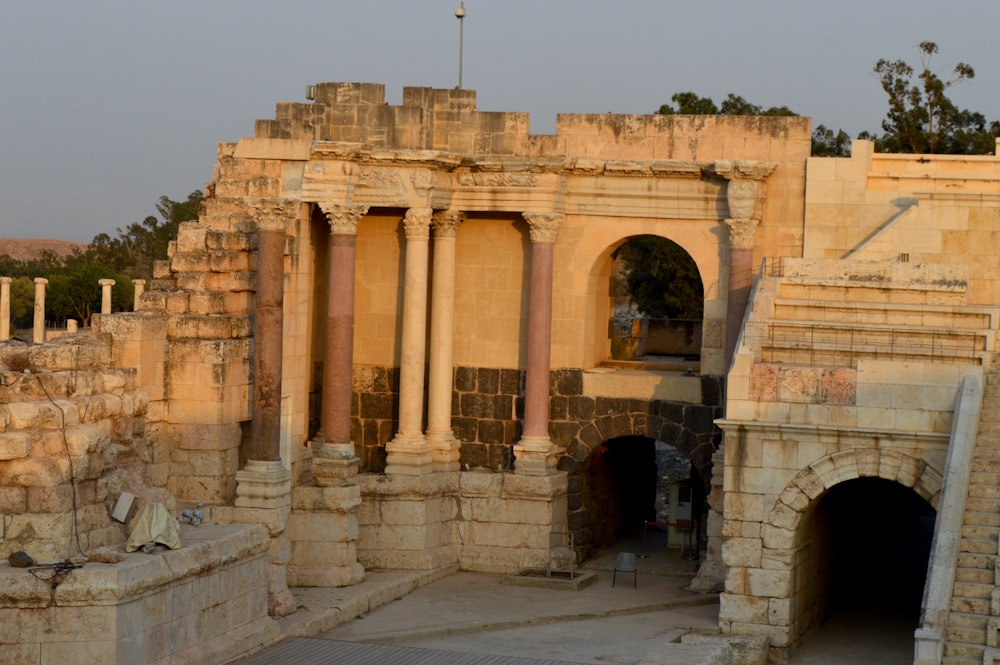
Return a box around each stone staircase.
[943,372,1000,665]
[752,280,994,368]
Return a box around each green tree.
[872,41,1000,154]
[616,236,703,320]
[812,124,853,157]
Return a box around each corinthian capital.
[523,212,564,244]
[318,202,369,235]
[725,218,760,251]
[432,210,464,238]
[403,207,433,239]
[246,198,298,233]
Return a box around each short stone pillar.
[133,279,146,309]
[33,277,48,344]
[67,319,78,334]
[99,278,115,314]
[0,276,11,340]
[513,212,563,476]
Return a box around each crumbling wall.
[0,334,167,561]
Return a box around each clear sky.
[1,1,998,242]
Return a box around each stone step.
[964,511,1000,528]
[771,298,994,329]
[955,567,994,585]
[777,281,967,306]
[953,581,995,600]
[941,656,981,665]
[961,525,1000,541]
[958,537,998,555]
[947,625,986,646]
[971,459,1000,475]
[943,639,986,660]
[957,552,995,570]
[964,497,1000,514]
[947,611,989,629]
[950,595,991,615]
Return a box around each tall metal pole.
[455,2,466,88]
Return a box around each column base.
[234,460,291,509]
[385,432,435,476]
[426,431,461,472]
[513,435,557,476]
[311,441,360,487]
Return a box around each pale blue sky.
[1,1,997,242]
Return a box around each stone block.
[722,537,763,568]
[720,593,769,624]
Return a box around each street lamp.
[455,2,466,88]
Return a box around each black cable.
[32,370,88,561]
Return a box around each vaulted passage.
[794,477,935,661]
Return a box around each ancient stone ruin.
[2,81,1000,664]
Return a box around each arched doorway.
[609,235,704,365]
[794,477,935,660]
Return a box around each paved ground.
[229,529,917,664]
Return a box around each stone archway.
[723,447,942,654]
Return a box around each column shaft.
[386,207,433,475]
[99,279,116,314]
[427,211,463,471]
[312,202,367,485]
[33,278,47,344]
[248,220,286,462]
[0,277,11,341]
[514,213,562,476]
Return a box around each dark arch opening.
[796,477,935,659]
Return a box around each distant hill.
[0,238,87,262]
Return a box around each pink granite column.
[385,207,434,476]
[313,202,368,484]
[0,277,11,340]
[246,204,290,463]
[427,210,464,471]
[514,212,563,476]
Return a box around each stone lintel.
[714,419,950,447]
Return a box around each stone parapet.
[0,523,277,665]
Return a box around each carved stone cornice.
[247,198,298,233]
[403,207,433,239]
[432,210,464,238]
[318,202,369,235]
[523,212,564,244]
[725,218,761,251]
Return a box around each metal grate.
[233,638,595,665]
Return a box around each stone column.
[716,160,776,367]
[33,278,48,344]
[99,279,115,314]
[312,201,368,485]
[426,210,464,472]
[0,277,11,340]
[385,207,434,476]
[514,212,563,476]
[133,279,146,309]
[232,198,297,617]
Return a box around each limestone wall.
[804,139,1000,305]
[0,334,160,561]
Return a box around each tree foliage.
[2,191,202,330]
[870,41,1000,154]
[656,92,796,118]
[616,236,703,320]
